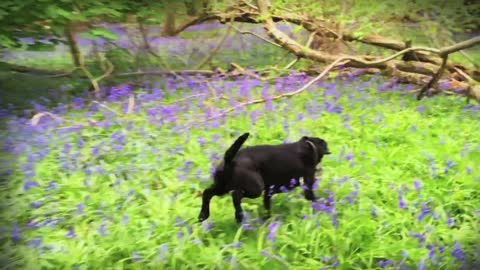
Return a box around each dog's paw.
[235,212,244,224]
[198,212,209,222]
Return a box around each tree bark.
[162,9,177,36]
[64,23,81,67]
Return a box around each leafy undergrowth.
[1,74,480,269]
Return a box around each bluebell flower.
[452,242,465,262]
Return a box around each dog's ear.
[319,139,331,155]
[300,136,310,141]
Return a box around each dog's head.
[300,136,331,161]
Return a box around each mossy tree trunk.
[64,23,81,67]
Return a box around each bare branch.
[196,24,233,69]
[114,70,215,77]
[284,30,317,69]
[229,23,282,47]
[417,55,448,100]
[127,95,135,114]
[31,112,65,126]
[241,0,259,10]
[439,36,480,56]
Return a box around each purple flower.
[122,215,129,225]
[345,153,354,161]
[132,252,142,262]
[444,160,455,174]
[65,228,76,239]
[377,260,394,268]
[202,221,213,232]
[11,223,21,243]
[427,244,435,260]
[289,178,297,187]
[371,207,378,219]
[398,193,407,209]
[447,216,454,227]
[77,203,85,215]
[412,232,426,247]
[26,220,40,229]
[23,181,40,191]
[417,258,426,270]
[241,223,253,231]
[413,179,422,191]
[331,212,338,228]
[279,185,289,193]
[175,217,186,227]
[267,221,280,242]
[452,242,465,262]
[97,222,108,236]
[155,244,169,262]
[417,105,425,113]
[47,181,57,191]
[417,203,431,222]
[27,237,42,249]
[260,250,270,257]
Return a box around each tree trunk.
[64,23,81,67]
[162,10,176,36]
[185,0,201,16]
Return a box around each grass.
[1,73,480,269]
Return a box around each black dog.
[198,133,331,223]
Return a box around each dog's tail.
[224,132,249,164]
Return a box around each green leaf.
[81,28,117,40]
[26,41,56,51]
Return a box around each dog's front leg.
[231,190,245,223]
[263,192,272,219]
[303,173,317,202]
[198,187,216,222]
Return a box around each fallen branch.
[230,62,263,80]
[284,30,317,69]
[90,100,120,115]
[417,55,448,100]
[31,112,66,126]
[114,70,215,77]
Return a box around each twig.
[231,62,262,80]
[127,95,135,114]
[439,36,480,56]
[196,23,233,69]
[166,93,209,105]
[90,101,119,115]
[241,0,259,10]
[114,70,215,77]
[284,31,317,69]
[31,112,66,126]
[77,50,114,99]
[41,67,80,78]
[416,55,448,100]
[229,23,282,48]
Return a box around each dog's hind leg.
[303,172,317,202]
[231,171,264,223]
[198,186,223,222]
[231,190,245,223]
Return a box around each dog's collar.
[305,140,318,164]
